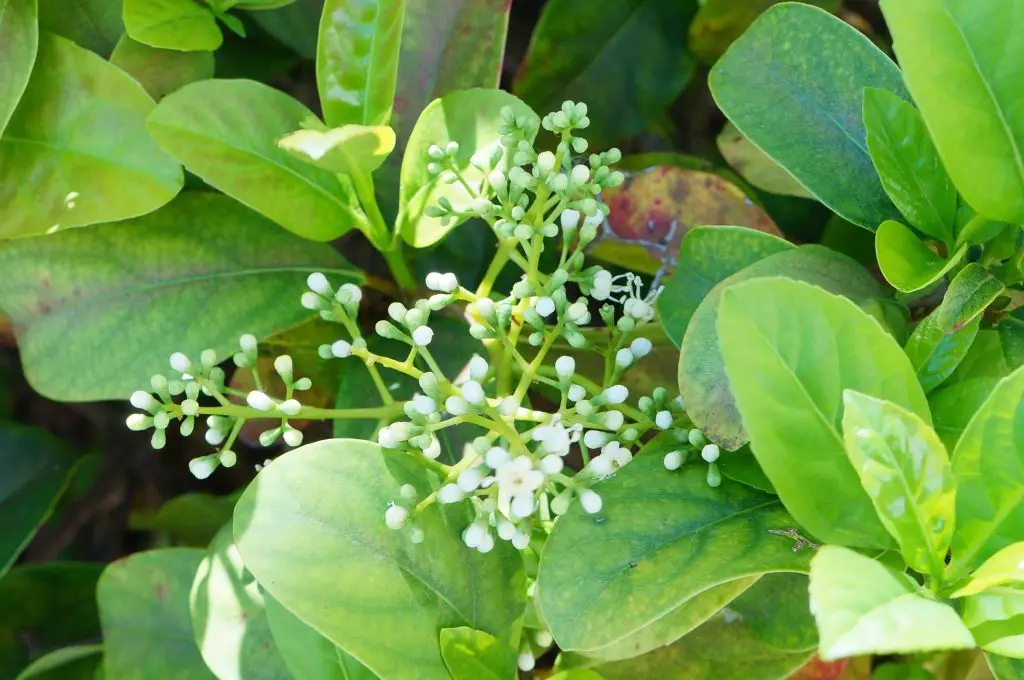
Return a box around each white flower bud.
[570,164,590,185]
[219,450,237,468]
[567,301,589,323]
[535,296,555,317]
[536,151,555,174]
[457,468,483,493]
[170,352,192,374]
[602,385,628,404]
[438,484,464,504]
[412,326,434,347]
[555,355,575,379]
[239,333,257,353]
[540,454,564,475]
[205,428,226,446]
[387,302,407,323]
[615,348,633,368]
[463,522,488,548]
[561,209,581,230]
[579,489,603,514]
[468,355,488,380]
[497,519,517,541]
[512,528,531,550]
[385,505,409,530]
[604,410,625,430]
[300,292,323,310]
[246,391,274,411]
[411,394,436,416]
[279,399,302,416]
[445,396,469,415]
[336,283,362,305]
[630,337,653,358]
[588,454,613,477]
[460,380,485,405]
[130,391,155,411]
[189,456,217,480]
[511,493,535,519]
[664,450,683,470]
[126,413,153,431]
[477,531,495,554]
[283,427,303,447]
[488,169,507,192]
[583,430,608,449]
[534,630,554,647]
[332,340,352,358]
[486,446,510,469]
[656,410,673,430]
[307,272,330,295]
[181,399,200,416]
[568,384,587,402]
[518,651,536,672]
[422,437,441,459]
[274,355,293,379]
[701,444,721,463]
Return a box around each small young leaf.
[0,0,37,137]
[876,220,966,293]
[951,365,1024,576]
[936,264,1006,333]
[841,390,955,581]
[123,0,223,51]
[717,278,929,548]
[863,87,957,244]
[439,627,517,680]
[278,125,396,175]
[809,545,974,659]
[905,309,981,394]
[954,543,1024,598]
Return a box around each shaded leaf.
[930,377,1000,452]
[0,0,37,136]
[727,572,817,653]
[0,33,183,238]
[37,0,122,56]
[249,0,322,59]
[440,627,517,680]
[689,0,839,64]
[905,309,981,394]
[130,492,238,547]
[123,0,222,51]
[13,645,102,680]
[710,3,906,229]
[989,652,1024,679]
[110,35,216,100]
[716,122,814,199]
[876,220,966,293]
[0,193,362,401]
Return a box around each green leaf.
[130,492,238,547]
[930,377,1000,452]
[727,573,817,653]
[148,79,369,241]
[397,89,536,248]
[98,549,216,679]
[0,33,183,239]
[278,125,396,175]
[962,587,1024,657]
[709,3,906,230]
[110,35,215,101]
[38,0,122,57]
[0,0,36,136]
[863,87,957,243]
[905,309,981,394]
[657,225,793,346]
[948,330,1014,385]
[123,0,223,51]
[0,193,362,401]
[264,594,377,680]
[716,122,814,199]
[881,0,1024,223]
[513,0,698,147]
[842,390,955,581]
[0,563,103,679]
[989,652,1024,679]
[537,457,810,653]
[0,425,75,577]
[190,524,290,680]
[954,543,1024,598]
[439,627,517,680]
[717,277,930,548]
[679,245,884,451]
[13,645,102,680]
[317,0,404,127]
[950,365,1024,576]
[809,545,974,659]
[248,0,320,59]
[233,439,526,680]
[876,220,966,293]
[936,264,1006,333]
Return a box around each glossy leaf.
[513,0,697,147]
[13,645,101,680]
[951,366,1024,576]
[680,246,884,451]
[98,549,216,679]
[931,377,1000,452]
[905,309,981,394]
[727,572,818,653]
[38,0,122,56]
[440,627,516,680]
[317,0,404,127]
[962,588,1024,658]
[863,87,957,243]
[264,594,377,680]
[123,0,222,51]
[810,545,974,659]
[937,264,1006,333]
[537,458,810,653]
[881,0,1024,223]
[190,524,290,680]
[398,89,536,247]
[716,122,814,199]
[278,125,396,175]
[148,79,369,241]
[0,33,183,238]
[110,36,215,101]
[0,193,362,401]
[233,439,526,680]
[709,3,906,229]
[955,544,1024,598]
[842,391,955,580]
[0,0,36,136]
[876,220,966,293]
[0,426,75,577]
[717,278,930,547]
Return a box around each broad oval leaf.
[842,390,955,581]
[0,33,183,238]
[109,35,215,101]
[439,627,517,680]
[881,0,1024,223]
[123,0,222,51]
[679,245,884,451]
[398,89,537,248]
[98,549,216,679]
[513,0,698,147]
[0,425,75,577]
[809,545,974,660]
[0,193,362,401]
[317,0,404,127]
[727,572,818,653]
[189,524,290,680]
[863,87,957,243]
[709,3,906,229]
[278,125,396,175]
[937,264,1006,333]
[233,439,526,680]
[0,0,36,136]
[148,79,369,241]
[905,309,981,394]
[876,219,966,293]
[537,457,811,653]
[951,365,1024,576]
[717,277,929,548]
[954,543,1024,598]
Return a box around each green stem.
[382,245,417,293]
[477,240,516,298]
[347,170,417,293]
[169,401,405,422]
